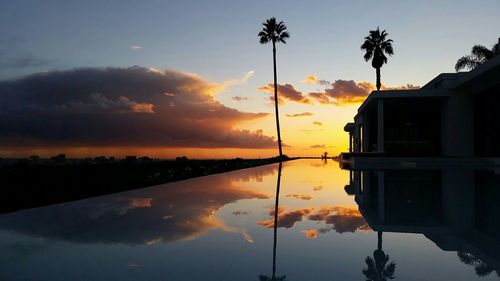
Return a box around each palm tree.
[361,27,394,91]
[258,162,287,281]
[259,17,290,158]
[455,38,500,71]
[457,251,498,277]
[362,231,396,281]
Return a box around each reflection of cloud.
[232,96,251,101]
[313,186,323,191]
[257,205,370,234]
[308,80,420,106]
[258,83,312,105]
[231,211,251,216]
[302,229,319,239]
[231,163,278,183]
[0,67,275,149]
[308,206,371,233]
[310,144,326,149]
[313,121,323,126]
[286,112,313,117]
[0,165,277,245]
[257,207,314,228]
[285,194,313,200]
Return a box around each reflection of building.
[342,55,500,162]
[348,167,500,277]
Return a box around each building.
[345,167,500,278]
[343,54,500,161]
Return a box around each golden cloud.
[302,229,319,239]
[257,205,370,234]
[302,75,319,84]
[285,194,313,200]
[257,206,314,228]
[308,80,420,106]
[258,83,313,105]
[308,206,371,233]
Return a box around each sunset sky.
[0,0,499,158]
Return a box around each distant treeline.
[0,156,292,214]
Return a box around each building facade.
[344,55,500,158]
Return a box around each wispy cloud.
[313,121,323,126]
[310,144,325,148]
[222,70,255,89]
[130,45,143,50]
[285,194,313,200]
[286,112,313,117]
[232,96,252,102]
[0,50,52,69]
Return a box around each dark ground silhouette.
[0,156,292,214]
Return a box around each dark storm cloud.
[0,66,275,148]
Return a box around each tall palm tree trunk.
[376,67,381,92]
[272,162,283,280]
[377,231,383,251]
[272,42,283,157]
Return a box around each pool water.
[0,159,498,280]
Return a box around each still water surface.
[0,159,498,280]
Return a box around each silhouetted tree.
[259,18,290,158]
[362,231,396,281]
[361,27,394,91]
[457,251,499,277]
[455,38,500,71]
[259,162,287,281]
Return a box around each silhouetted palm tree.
[259,162,287,281]
[457,251,498,277]
[455,38,500,71]
[259,18,290,158]
[361,27,394,91]
[362,232,396,281]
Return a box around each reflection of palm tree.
[259,162,287,281]
[362,231,396,281]
[360,27,394,91]
[259,18,290,158]
[457,251,499,277]
[455,38,500,71]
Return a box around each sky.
[0,0,499,158]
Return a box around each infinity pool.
[0,159,498,280]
